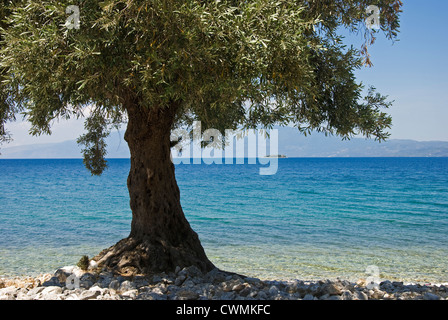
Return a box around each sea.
[1,158,447,283]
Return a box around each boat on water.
[264,154,287,158]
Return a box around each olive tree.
[0,0,402,275]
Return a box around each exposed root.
[92,236,215,276]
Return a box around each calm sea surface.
[1,158,447,283]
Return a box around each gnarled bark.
[93,101,215,275]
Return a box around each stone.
[0,286,19,300]
[79,273,96,289]
[285,284,297,294]
[152,275,163,283]
[320,294,330,300]
[3,267,446,301]
[109,280,121,291]
[256,291,268,300]
[175,274,187,286]
[177,289,200,300]
[41,286,63,296]
[232,283,246,292]
[80,289,101,300]
[89,285,104,293]
[307,283,321,296]
[341,291,354,300]
[423,292,441,301]
[121,289,138,299]
[222,281,233,292]
[27,286,45,297]
[16,289,33,300]
[97,271,114,288]
[38,286,63,300]
[54,269,69,284]
[370,290,385,300]
[139,292,167,300]
[88,260,98,270]
[134,276,150,288]
[356,291,369,300]
[179,266,203,279]
[322,283,343,296]
[244,277,262,286]
[296,282,310,296]
[268,285,279,297]
[327,295,343,300]
[182,279,195,289]
[151,287,166,295]
[65,293,80,300]
[303,293,314,300]
[239,286,252,297]
[120,280,136,292]
[219,291,237,300]
[380,280,395,293]
[42,276,64,287]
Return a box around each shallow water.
[1,158,447,283]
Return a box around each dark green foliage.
[0,1,15,147]
[77,255,89,271]
[0,0,402,174]
[77,112,110,176]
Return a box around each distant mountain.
[277,127,448,157]
[0,131,130,159]
[1,127,448,158]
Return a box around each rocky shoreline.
[1,265,447,300]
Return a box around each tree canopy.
[1,0,402,174]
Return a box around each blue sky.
[353,0,448,141]
[4,1,448,148]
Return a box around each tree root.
[92,236,215,276]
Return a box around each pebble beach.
[1,265,447,301]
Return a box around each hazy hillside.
[1,127,448,158]
[278,127,448,157]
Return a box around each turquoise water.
[1,158,447,283]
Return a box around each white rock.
[80,289,101,300]
[0,286,18,300]
[89,285,104,292]
[59,266,75,274]
[88,260,98,270]
[232,283,246,292]
[65,293,80,300]
[121,289,138,299]
[16,291,32,300]
[27,286,45,297]
[152,287,165,295]
[41,286,63,296]
[0,286,19,296]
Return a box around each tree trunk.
[93,101,215,275]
